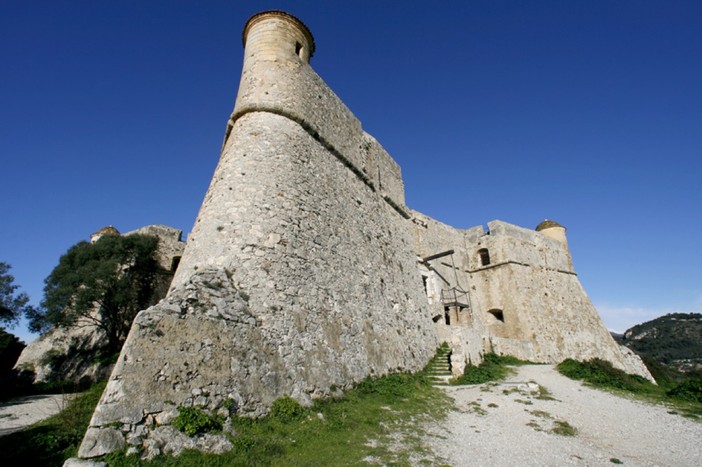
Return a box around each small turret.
[242,10,315,64]
[536,219,573,269]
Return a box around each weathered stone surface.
[78,427,125,458]
[13,314,109,383]
[413,214,653,379]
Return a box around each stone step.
[427,369,451,375]
[430,375,453,386]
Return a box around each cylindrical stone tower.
[242,10,315,64]
[536,219,573,269]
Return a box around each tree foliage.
[0,262,31,328]
[29,234,162,352]
[0,328,25,374]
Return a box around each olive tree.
[28,234,162,352]
[0,262,31,328]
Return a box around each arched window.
[487,308,504,322]
[478,248,491,266]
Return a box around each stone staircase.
[426,344,453,385]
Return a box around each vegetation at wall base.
[2,370,451,466]
[0,381,106,466]
[557,358,702,419]
[172,406,223,437]
[450,352,528,385]
[557,358,654,393]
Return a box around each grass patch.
[557,358,653,393]
[0,381,106,466]
[557,358,702,419]
[551,420,577,436]
[2,371,452,466]
[466,401,487,415]
[529,409,552,419]
[451,353,527,385]
[534,384,557,401]
[526,420,542,430]
[172,406,223,437]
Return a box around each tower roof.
[535,219,565,231]
[242,10,316,58]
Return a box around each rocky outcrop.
[13,315,111,384]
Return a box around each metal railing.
[441,287,470,309]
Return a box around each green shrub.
[667,378,702,403]
[557,358,655,393]
[451,353,522,385]
[355,372,424,399]
[270,395,306,423]
[172,406,222,436]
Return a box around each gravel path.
[0,394,73,437]
[424,365,702,466]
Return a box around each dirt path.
[0,394,74,437]
[424,365,702,466]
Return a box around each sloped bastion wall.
[77,11,437,458]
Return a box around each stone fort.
[76,11,650,458]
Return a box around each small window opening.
[171,256,181,272]
[295,41,303,57]
[421,276,428,295]
[478,248,491,266]
[444,306,451,325]
[487,308,504,322]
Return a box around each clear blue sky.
[2,1,700,342]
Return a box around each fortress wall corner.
[478,220,572,272]
[362,132,406,208]
[410,211,491,367]
[229,13,407,213]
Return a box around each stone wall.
[125,224,184,272]
[463,221,651,377]
[410,211,490,373]
[408,215,651,379]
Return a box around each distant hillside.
[619,313,702,374]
